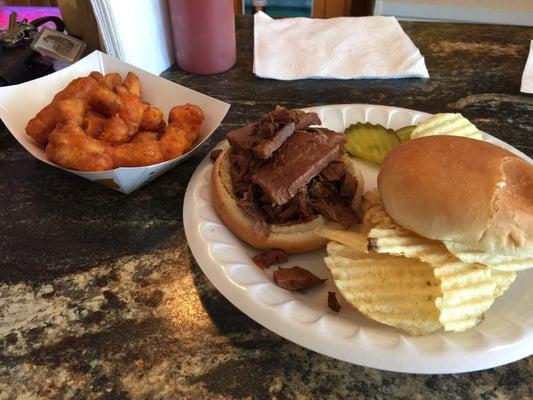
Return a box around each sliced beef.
[252,249,288,269]
[231,151,359,228]
[293,110,321,129]
[273,266,326,291]
[252,121,295,159]
[227,123,257,151]
[257,107,320,134]
[226,107,321,160]
[251,128,346,205]
[225,107,359,230]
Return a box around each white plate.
[183,104,533,374]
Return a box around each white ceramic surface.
[183,104,533,374]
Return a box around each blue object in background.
[244,0,312,17]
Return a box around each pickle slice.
[344,122,400,164]
[394,125,416,143]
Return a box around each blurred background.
[239,0,532,25]
[0,0,531,85]
[2,0,531,25]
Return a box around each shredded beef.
[294,111,321,129]
[320,160,345,181]
[259,188,315,224]
[293,188,314,217]
[229,148,256,196]
[252,249,288,269]
[273,266,326,291]
[225,107,360,229]
[235,184,258,217]
[251,129,345,205]
[227,123,257,151]
[309,177,359,229]
[252,121,295,159]
[341,172,357,198]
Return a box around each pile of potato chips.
[316,190,527,336]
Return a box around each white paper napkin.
[90,0,175,75]
[253,11,429,80]
[521,40,533,94]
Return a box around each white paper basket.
[0,50,230,194]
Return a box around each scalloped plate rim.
[183,103,533,374]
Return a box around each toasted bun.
[378,135,533,254]
[211,146,364,253]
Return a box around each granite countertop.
[1,16,532,399]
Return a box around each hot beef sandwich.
[211,107,364,253]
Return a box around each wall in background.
[240,0,373,17]
[374,0,533,26]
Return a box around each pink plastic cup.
[168,0,237,75]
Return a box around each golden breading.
[26,71,204,171]
[82,110,106,138]
[26,76,99,145]
[46,124,113,171]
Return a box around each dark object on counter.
[0,13,65,86]
[252,249,288,269]
[30,27,86,64]
[0,46,53,86]
[273,266,326,291]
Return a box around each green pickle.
[395,125,416,143]
[344,122,400,164]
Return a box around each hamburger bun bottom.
[210,146,364,253]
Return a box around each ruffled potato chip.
[411,113,483,140]
[444,241,533,272]
[325,249,442,336]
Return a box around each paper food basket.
[0,50,230,194]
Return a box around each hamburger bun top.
[378,135,533,254]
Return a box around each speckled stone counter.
[1,16,532,399]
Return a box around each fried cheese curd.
[26,71,204,172]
